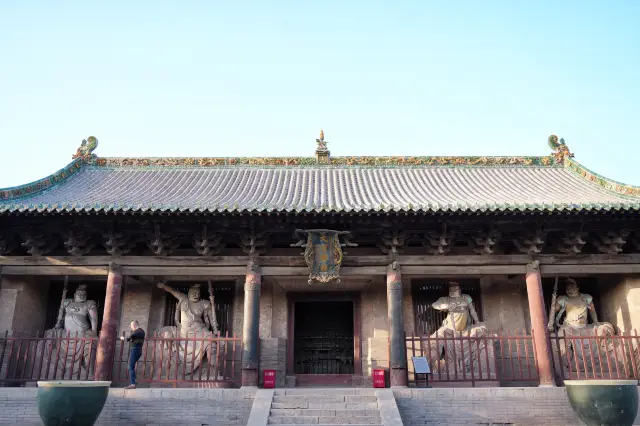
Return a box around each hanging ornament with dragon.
[291,229,357,284]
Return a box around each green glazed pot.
[565,380,638,426]
[37,381,111,426]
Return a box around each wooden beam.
[2,263,637,277]
[122,266,246,276]
[1,266,108,276]
[2,253,640,267]
[401,265,526,276]
[541,264,640,275]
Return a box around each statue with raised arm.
[549,277,616,374]
[429,282,495,379]
[41,284,98,379]
[155,283,221,377]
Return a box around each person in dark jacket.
[120,320,145,389]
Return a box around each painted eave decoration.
[1,133,639,214]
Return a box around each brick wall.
[260,337,287,387]
[0,388,256,426]
[394,387,640,425]
[0,276,49,335]
[119,278,153,335]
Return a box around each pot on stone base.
[37,381,111,426]
[564,379,638,426]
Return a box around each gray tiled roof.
[1,162,639,214]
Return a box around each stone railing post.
[525,261,556,386]
[387,262,407,387]
[241,261,261,387]
[95,262,123,381]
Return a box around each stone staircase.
[267,388,382,425]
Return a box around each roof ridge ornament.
[72,136,98,162]
[315,129,330,164]
[548,134,573,164]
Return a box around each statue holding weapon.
[547,276,559,332]
[548,277,617,375]
[41,280,98,379]
[207,279,220,336]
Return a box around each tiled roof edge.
[0,159,84,202]
[566,158,640,199]
[1,203,639,214]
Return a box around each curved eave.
[565,158,640,199]
[0,159,84,202]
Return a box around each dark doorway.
[293,301,355,375]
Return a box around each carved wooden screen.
[413,279,483,336]
[162,283,234,335]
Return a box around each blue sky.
[1,1,638,187]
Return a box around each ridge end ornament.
[315,130,330,164]
[72,136,99,162]
[291,229,357,284]
[548,134,573,163]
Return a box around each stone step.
[268,416,382,425]
[271,401,378,410]
[270,408,379,417]
[273,395,377,403]
[275,388,377,396]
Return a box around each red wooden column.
[241,261,261,387]
[525,261,555,386]
[387,262,408,387]
[95,263,123,381]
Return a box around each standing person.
[120,320,145,389]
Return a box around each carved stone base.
[285,375,296,388]
[241,369,258,387]
[390,368,408,387]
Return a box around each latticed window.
[413,279,483,336]
[162,283,234,335]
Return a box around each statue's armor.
[176,296,211,334]
[62,299,97,334]
[557,294,592,329]
[434,294,473,332]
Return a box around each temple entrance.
[292,300,355,385]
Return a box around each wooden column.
[387,262,407,387]
[94,263,123,381]
[525,261,555,386]
[241,261,261,387]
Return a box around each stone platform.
[1,386,639,425]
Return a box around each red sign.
[263,369,276,389]
[372,369,386,388]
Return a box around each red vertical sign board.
[263,369,276,389]
[372,369,386,388]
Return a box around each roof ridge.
[93,155,561,168]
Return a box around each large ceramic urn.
[37,381,111,426]
[565,380,638,426]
